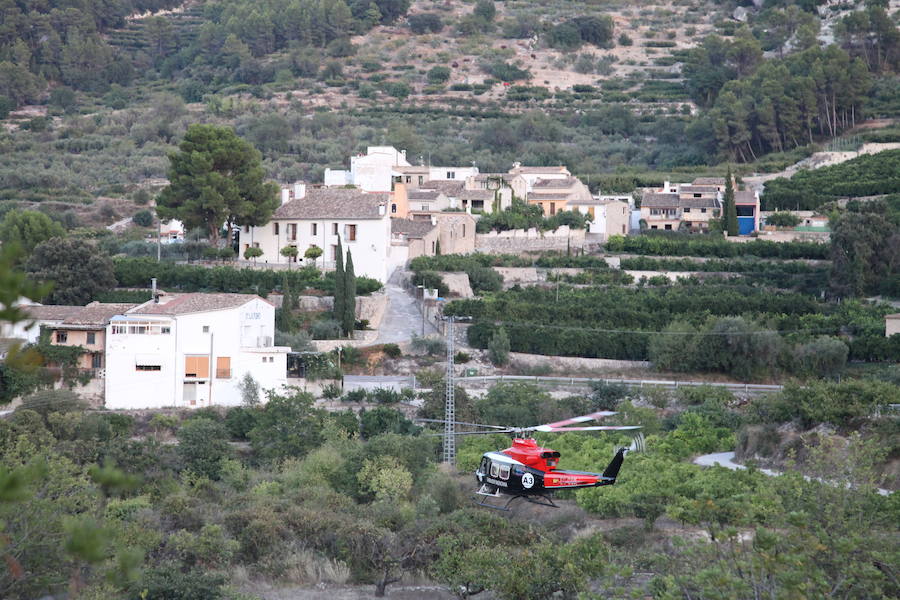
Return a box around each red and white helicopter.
[423,411,644,510]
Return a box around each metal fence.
[455,375,783,395]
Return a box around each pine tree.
[333,236,345,328]
[280,273,296,332]
[724,167,739,236]
[342,249,357,337]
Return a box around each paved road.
[373,271,438,344]
[694,451,891,496]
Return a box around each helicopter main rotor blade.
[533,411,618,431]
[415,419,511,430]
[534,425,643,432]
[424,429,516,437]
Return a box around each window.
[56,331,67,343]
[287,223,296,241]
[202,325,209,333]
[462,224,466,237]
[498,464,510,480]
[405,176,411,183]
[344,224,357,241]
[332,223,338,235]
[665,224,672,230]
[391,203,397,213]
[693,193,701,198]
[622,224,626,233]
[447,171,455,179]
[261,356,266,363]
[490,462,499,478]
[550,202,556,215]
[701,208,707,214]
[91,353,102,369]
[184,356,209,378]
[216,356,231,379]
[418,176,424,185]
[112,325,126,334]
[244,225,250,233]
[311,223,317,236]
[253,242,259,249]
[421,204,430,211]
[136,365,161,371]
[331,244,338,260]
[273,222,279,235]
[431,241,436,254]
[651,225,658,230]
[161,326,171,334]
[683,207,691,213]
[651,209,660,215]
[86,332,96,345]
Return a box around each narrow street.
[373,270,439,344]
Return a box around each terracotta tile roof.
[129,293,267,315]
[528,193,572,201]
[510,166,570,174]
[408,189,443,201]
[692,177,726,186]
[641,193,681,208]
[23,305,84,321]
[533,177,580,189]
[679,185,719,194]
[274,189,388,220]
[680,197,720,209]
[458,189,494,200]
[62,303,137,326]
[391,218,437,238]
[421,180,465,194]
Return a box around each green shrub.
[382,343,402,358]
[176,418,232,479]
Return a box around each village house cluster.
[1,148,769,411]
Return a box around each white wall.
[324,169,352,187]
[245,215,392,283]
[428,166,479,182]
[105,299,289,409]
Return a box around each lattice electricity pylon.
[443,316,456,464]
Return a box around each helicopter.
[420,411,644,511]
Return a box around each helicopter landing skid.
[473,486,559,511]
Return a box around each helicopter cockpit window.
[480,457,490,474]
[490,462,500,478]
[498,464,510,480]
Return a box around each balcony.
[216,368,232,379]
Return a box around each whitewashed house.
[324,146,411,192]
[240,188,392,283]
[105,293,289,409]
[568,196,632,238]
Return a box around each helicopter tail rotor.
[627,432,646,454]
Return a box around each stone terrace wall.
[475,226,585,254]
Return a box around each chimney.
[281,188,290,205]
[663,180,670,192]
[293,182,306,199]
[151,278,159,303]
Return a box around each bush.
[618,32,633,46]
[488,327,510,366]
[427,66,451,84]
[408,13,443,34]
[224,407,258,441]
[411,334,446,356]
[454,351,471,363]
[765,212,802,227]
[132,210,153,227]
[481,61,530,82]
[382,343,402,358]
[606,235,829,260]
[138,564,226,599]
[176,418,232,479]
[466,266,503,294]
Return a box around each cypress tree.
[724,167,739,236]
[280,272,296,332]
[343,249,357,337]
[333,236,345,327]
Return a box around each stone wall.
[297,294,388,329]
[440,272,474,298]
[475,226,586,254]
[508,351,650,372]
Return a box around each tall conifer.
[333,236,345,329]
[343,249,357,337]
[724,167,739,236]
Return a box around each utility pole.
[443,316,456,465]
[157,217,161,262]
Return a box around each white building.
[105,293,290,409]
[240,187,392,283]
[508,164,572,194]
[568,197,631,238]
[324,146,411,192]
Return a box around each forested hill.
[1,0,899,205]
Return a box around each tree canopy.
[157,124,279,245]
[26,237,116,305]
